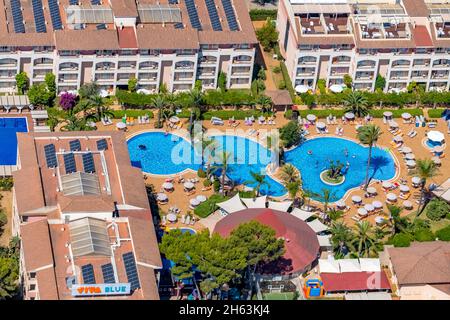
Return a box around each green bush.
[280,121,301,148]
[414,229,435,242]
[0,177,13,191]
[436,225,450,241]
[317,79,326,94]
[202,110,265,120]
[284,109,293,120]
[278,80,286,90]
[425,198,450,221]
[280,62,295,101]
[115,89,157,108]
[197,168,206,178]
[203,179,212,187]
[0,211,7,227]
[272,66,281,74]
[111,109,154,119]
[213,180,220,193]
[239,190,256,199]
[249,9,277,21]
[392,233,412,247]
[428,109,446,118]
[194,194,229,218]
[446,213,450,220]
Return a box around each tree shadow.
[368,155,391,182]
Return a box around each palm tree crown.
[357,124,382,190]
[411,158,439,216]
[344,91,369,117]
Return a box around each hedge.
[203,89,255,107]
[428,109,446,118]
[194,194,229,218]
[296,108,423,118]
[116,89,157,108]
[249,9,277,21]
[435,225,450,241]
[202,110,268,120]
[280,62,296,101]
[111,109,154,119]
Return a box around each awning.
[291,3,351,14]
[241,196,267,209]
[317,234,332,247]
[290,207,314,221]
[345,292,392,300]
[268,200,293,212]
[427,130,445,142]
[216,193,246,214]
[319,258,340,273]
[338,259,361,272]
[307,218,329,233]
[359,258,381,272]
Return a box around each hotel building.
[0,0,257,94]
[12,131,162,300]
[277,0,450,92]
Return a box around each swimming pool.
[0,117,28,165]
[284,137,396,201]
[127,132,286,196]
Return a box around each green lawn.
[263,292,295,300]
[407,211,450,233]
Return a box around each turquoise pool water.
[127,132,286,196]
[284,137,396,201]
[0,117,28,165]
[128,133,396,201]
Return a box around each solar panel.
[81,264,96,284]
[69,0,78,4]
[69,139,81,152]
[174,22,184,29]
[91,0,101,5]
[96,23,107,30]
[32,0,47,33]
[222,0,239,31]
[168,0,178,4]
[123,252,140,290]
[96,139,108,151]
[48,0,63,30]
[184,0,202,30]
[205,0,222,31]
[63,152,77,174]
[10,0,25,33]
[44,144,58,168]
[101,263,115,284]
[82,152,96,173]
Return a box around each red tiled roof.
[213,208,320,275]
[413,25,433,47]
[118,27,138,49]
[321,272,391,292]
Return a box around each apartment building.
[12,131,162,300]
[277,0,450,92]
[0,0,257,94]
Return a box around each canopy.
[162,182,174,189]
[406,160,416,167]
[401,147,412,154]
[189,198,200,206]
[359,258,381,272]
[357,208,368,216]
[383,111,393,118]
[319,258,340,273]
[351,195,362,203]
[382,181,392,189]
[329,84,344,93]
[99,89,109,98]
[290,207,314,221]
[216,193,246,214]
[399,185,410,193]
[268,200,293,212]
[316,121,326,129]
[372,200,383,208]
[344,112,355,119]
[412,176,421,184]
[196,195,207,202]
[306,114,317,121]
[427,130,445,142]
[338,259,361,273]
[335,200,346,209]
[167,213,177,222]
[405,153,415,160]
[183,182,195,189]
[295,85,309,93]
[367,187,377,194]
[401,112,412,119]
[241,196,267,209]
[157,193,168,201]
[136,88,152,95]
[364,204,374,211]
[388,121,399,128]
[169,116,180,123]
[116,122,126,129]
[386,193,397,201]
[307,219,329,233]
[317,235,332,248]
[403,200,413,208]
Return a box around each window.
[29,272,36,279]
[283,20,290,53]
[29,284,36,291]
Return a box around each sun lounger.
[399,193,410,200]
[185,215,191,225]
[351,215,361,222]
[181,215,186,224]
[161,215,166,225]
[409,131,417,138]
[211,117,224,125]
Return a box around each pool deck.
[95,111,449,229]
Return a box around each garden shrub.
[213,180,220,193]
[392,233,412,247]
[272,66,281,74]
[0,211,7,228]
[0,178,14,191]
[197,168,206,178]
[194,194,229,218]
[414,228,435,242]
[436,225,450,241]
[428,109,446,118]
[425,198,450,221]
[249,9,277,21]
[203,179,212,187]
[284,109,293,119]
[280,121,301,148]
[111,109,154,119]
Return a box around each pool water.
[285,137,396,201]
[0,118,28,165]
[127,132,286,196]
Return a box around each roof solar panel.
[174,22,184,29]
[91,0,101,4]
[222,0,239,31]
[123,252,140,290]
[184,0,202,30]
[32,0,47,33]
[69,139,81,152]
[44,144,58,168]
[205,0,222,31]
[101,263,115,284]
[168,0,178,4]
[63,152,77,174]
[49,0,63,30]
[82,152,96,173]
[10,0,26,33]
[96,23,107,30]
[96,139,108,151]
[81,264,96,284]
[69,0,78,4]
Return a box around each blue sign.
[71,283,131,296]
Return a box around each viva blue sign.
[71,283,131,296]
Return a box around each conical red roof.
[254,209,287,237]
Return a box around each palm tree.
[286,180,301,201]
[246,171,268,197]
[256,95,272,113]
[85,94,113,122]
[386,205,410,237]
[211,151,232,196]
[352,221,380,258]
[357,124,382,190]
[152,96,167,128]
[330,221,354,258]
[61,114,91,131]
[411,158,440,216]
[280,164,299,185]
[316,188,336,213]
[344,91,369,117]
